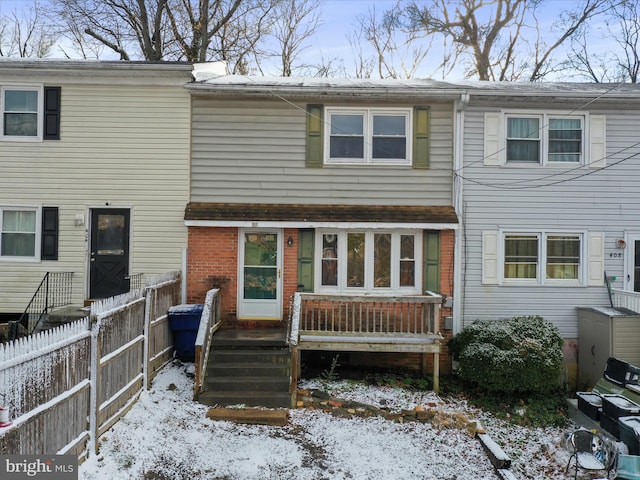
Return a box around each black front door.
[90,209,130,299]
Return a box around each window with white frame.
[326,108,411,165]
[502,232,582,283]
[317,230,421,293]
[0,208,39,259]
[505,113,584,164]
[2,86,42,139]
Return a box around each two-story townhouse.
[457,82,640,385]
[184,74,463,373]
[0,60,193,329]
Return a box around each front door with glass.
[238,229,282,319]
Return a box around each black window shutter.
[41,207,59,260]
[43,87,61,140]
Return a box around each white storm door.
[625,235,640,292]
[238,229,282,319]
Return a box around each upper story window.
[1,85,61,141]
[484,111,602,168]
[505,114,583,164]
[325,108,411,165]
[317,229,421,294]
[3,87,41,139]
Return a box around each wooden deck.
[288,292,444,404]
[194,289,444,408]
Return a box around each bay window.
[318,230,421,293]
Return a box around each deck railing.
[612,288,640,314]
[288,292,442,346]
[193,288,222,399]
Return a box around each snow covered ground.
[78,361,577,480]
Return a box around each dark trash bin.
[168,304,203,362]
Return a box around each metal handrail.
[12,272,74,339]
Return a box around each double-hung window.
[503,232,582,284]
[2,86,41,139]
[504,113,584,165]
[317,230,421,293]
[326,108,410,165]
[0,207,39,259]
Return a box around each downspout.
[452,92,469,335]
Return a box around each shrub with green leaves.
[448,316,564,394]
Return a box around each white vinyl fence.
[0,272,181,460]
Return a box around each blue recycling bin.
[168,304,203,361]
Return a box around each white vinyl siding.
[190,98,455,206]
[465,102,634,337]
[0,75,191,312]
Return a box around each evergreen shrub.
[448,315,564,393]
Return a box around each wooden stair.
[197,328,292,409]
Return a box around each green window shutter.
[43,86,61,140]
[297,229,315,292]
[41,207,59,260]
[423,230,440,293]
[413,106,430,169]
[306,104,324,167]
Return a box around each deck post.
[432,351,440,394]
[290,347,300,408]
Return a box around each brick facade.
[187,226,456,372]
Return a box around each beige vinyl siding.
[0,83,190,312]
[190,97,454,205]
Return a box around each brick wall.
[186,226,456,373]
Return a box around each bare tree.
[405,0,607,81]
[0,2,56,58]
[54,0,279,64]
[262,0,322,76]
[567,0,640,82]
[354,2,434,79]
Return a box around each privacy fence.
[0,272,182,460]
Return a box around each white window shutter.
[588,115,606,169]
[482,231,500,285]
[484,112,502,166]
[587,232,605,286]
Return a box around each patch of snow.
[78,363,574,480]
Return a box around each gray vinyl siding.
[460,104,640,338]
[190,97,454,206]
[0,81,190,313]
